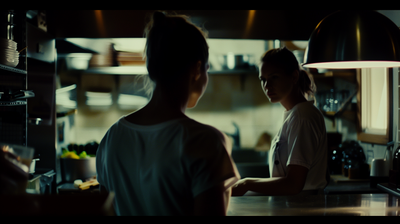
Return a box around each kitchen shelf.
[208,69,258,75]
[0,63,27,75]
[312,70,357,84]
[319,90,357,121]
[0,100,26,106]
[83,66,259,76]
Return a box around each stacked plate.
[0,38,19,67]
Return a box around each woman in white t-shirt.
[96,11,240,215]
[231,47,328,196]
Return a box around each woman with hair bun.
[231,47,329,196]
[96,11,240,216]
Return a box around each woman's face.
[259,62,295,103]
[187,61,209,108]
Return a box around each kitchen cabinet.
[356,68,393,145]
[25,14,59,192]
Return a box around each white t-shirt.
[268,101,328,190]
[96,116,240,216]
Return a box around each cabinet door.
[356,68,392,145]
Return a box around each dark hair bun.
[153,11,166,24]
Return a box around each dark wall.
[47,10,337,40]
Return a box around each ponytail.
[298,69,316,101]
[143,10,209,86]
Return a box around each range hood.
[47,10,338,40]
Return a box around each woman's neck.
[125,84,189,125]
[280,88,307,111]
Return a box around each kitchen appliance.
[370,151,390,188]
[370,159,389,177]
[29,156,39,173]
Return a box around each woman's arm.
[193,183,230,216]
[231,164,308,196]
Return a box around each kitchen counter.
[324,175,382,194]
[0,192,114,215]
[228,193,400,216]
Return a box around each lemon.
[62,152,80,159]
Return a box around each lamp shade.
[303,10,400,69]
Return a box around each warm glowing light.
[303,61,400,69]
[244,10,256,38]
[94,10,106,37]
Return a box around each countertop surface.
[228,193,400,216]
[324,175,381,194]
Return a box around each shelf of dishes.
[315,89,357,119]
[0,62,26,74]
[0,89,34,106]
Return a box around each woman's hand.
[0,149,29,194]
[231,178,249,196]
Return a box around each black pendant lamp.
[303,10,400,69]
